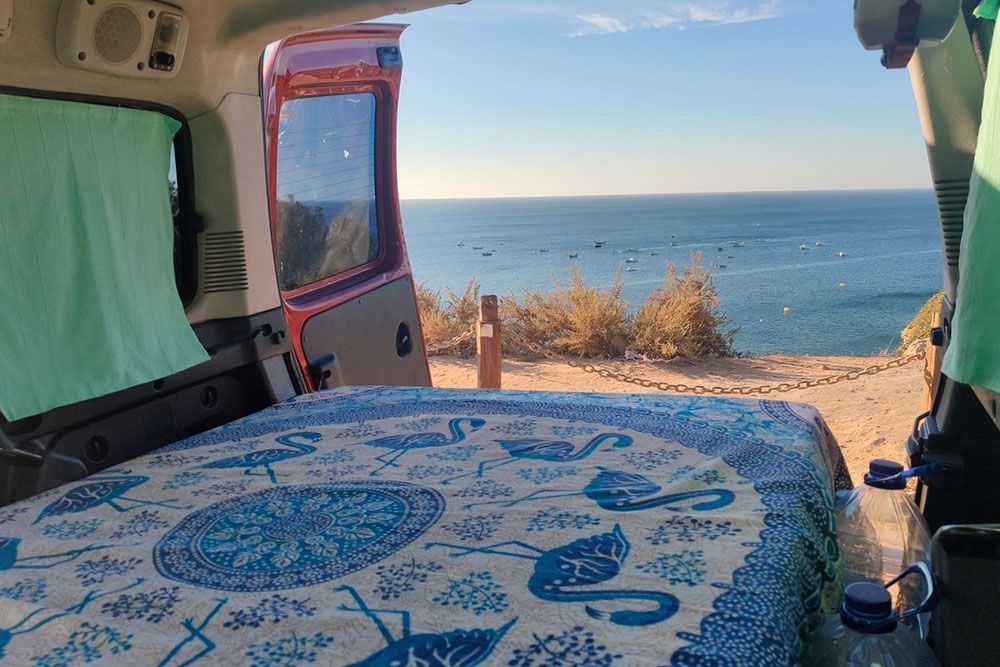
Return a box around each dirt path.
[429,354,925,485]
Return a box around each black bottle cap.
[864,459,907,490]
[840,582,897,633]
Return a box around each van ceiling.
[0,0,460,116]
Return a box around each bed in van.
[0,1,997,665]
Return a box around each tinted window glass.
[169,144,182,292]
[169,146,179,216]
[274,93,378,290]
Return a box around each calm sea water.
[401,190,942,356]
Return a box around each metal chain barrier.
[504,330,928,396]
[424,327,477,354]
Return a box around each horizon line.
[400,186,934,202]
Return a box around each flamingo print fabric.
[0,387,850,666]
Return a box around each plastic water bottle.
[835,459,933,637]
[801,572,939,666]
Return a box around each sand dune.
[429,353,924,485]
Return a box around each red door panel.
[263,24,430,391]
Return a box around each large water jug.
[835,459,933,637]
[801,563,939,666]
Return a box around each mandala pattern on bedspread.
[153,481,444,591]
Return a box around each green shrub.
[899,292,943,352]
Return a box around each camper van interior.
[0,0,998,664]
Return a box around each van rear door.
[262,24,430,391]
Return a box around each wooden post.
[921,310,943,414]
[477,295,501,389]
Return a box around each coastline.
[405,190,941,357]
[429,352,923,485]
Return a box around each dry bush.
[414,282,451,347]
[420,255,736,361]
[444,279,481,341]
[416,279,480,357]
[631,253,737,360]
[503,268,630,358]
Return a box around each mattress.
[0,386,850,666]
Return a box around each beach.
[430,352,924,485]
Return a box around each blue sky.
[391,0,932,199]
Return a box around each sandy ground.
[429,353,925,485]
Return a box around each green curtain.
[942,21,1000,393]
[0,94,208,421]
[976,0,999,20]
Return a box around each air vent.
[934,178,968,268]
[202,232,249,294]
[93,5,142,64]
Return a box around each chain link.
[503,330,927,396]
[424,327,477,354]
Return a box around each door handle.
[308,353,341,390]
[396,322,413,358]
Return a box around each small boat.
[799,245,809,251]
[650,251,659,256]
[627,247,638,252]
[730,241,746,248]
[456,241,465,247]
[594,240,606,247]
[837,251,847,257]
[482,252,493,256]
[717,264,728,269]
[473,246,483,250]
[669,241,678,247]
[539,248,550,253]
[626,266,637,272]
[568,253,578,259]
[717,247,724,252]
[815,241,824,246]
[625,257,638,264]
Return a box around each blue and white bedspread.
[0,387,851,666]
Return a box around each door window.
[169,139,197,305]
[274,93,378,291]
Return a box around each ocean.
[401,190,942,356]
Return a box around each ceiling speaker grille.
[93,5,143,64]
[203,232,250,294]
